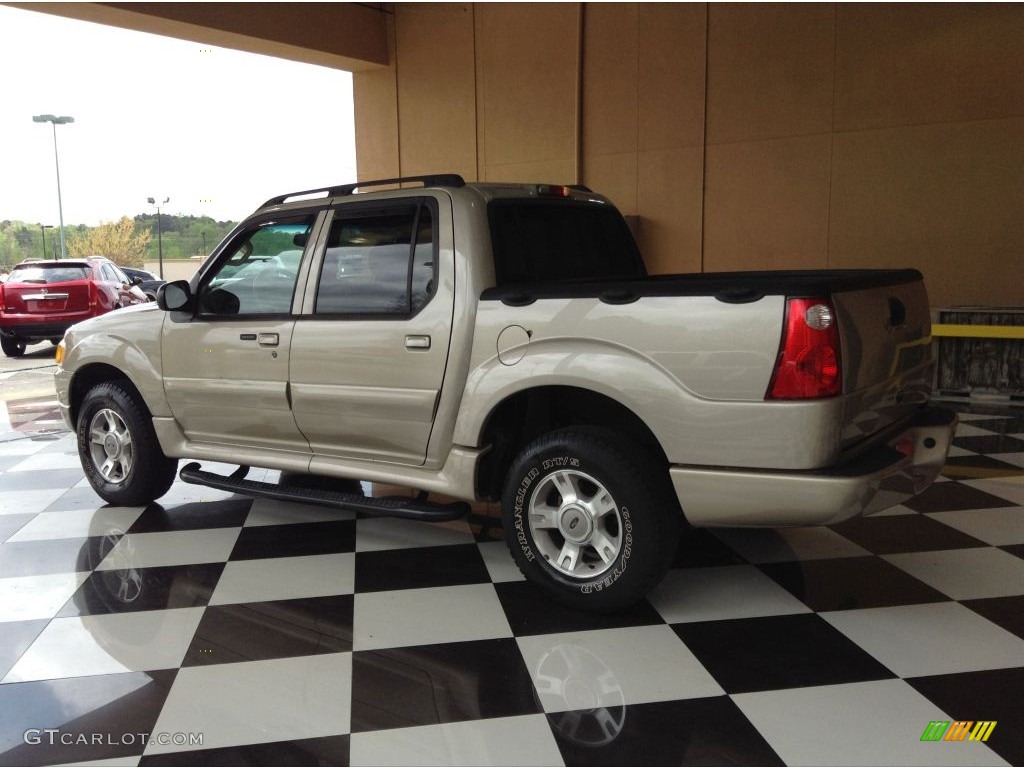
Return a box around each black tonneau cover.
[481,269,923,305]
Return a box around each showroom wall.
[354,3,1024,307]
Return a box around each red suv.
[0,257,147,357]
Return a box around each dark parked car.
[120,267,165,301]
[0,257,147,357]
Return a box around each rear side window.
[315,203,436,316]
[488,200,645,286]
[9,264,90,284]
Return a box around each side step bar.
[178,463,470,522]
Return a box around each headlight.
[55,340,65,366]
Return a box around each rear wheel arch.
[474,385,669,501]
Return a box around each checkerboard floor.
[1,401,1023,766]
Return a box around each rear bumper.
[671,406,957,527]
[0,317,86,341]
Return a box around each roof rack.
[261,174,466,208]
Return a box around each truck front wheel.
[501,428,680,612]
[77,381,178,506]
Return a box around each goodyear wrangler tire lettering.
[501,430,681,612]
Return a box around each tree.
[68,217,152,267]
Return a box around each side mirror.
[157,280,192,312]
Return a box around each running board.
[178,462,470,522]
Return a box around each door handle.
[405,335,431,350]
[257,333,279,347]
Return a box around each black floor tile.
[182,595,353,666]
[830,513,987,554]
[674,529,747,569]
[0,619,47,680]
[468,510,505,542]
[952,434,1024,454]
[0,669,176,767]
[0,468,83,491]
[0,536,103,578]
[1003,543,1024,561]
[900,480,1019,514]
[229,520,355,560]
[962,596,1024,640]
[139,735,350,766]
[908,667,1024,766]
[759,556,947,612]
[672,614,895,694]
[129,499,253,533]
[547,696,783,766]
[495,580,663,636]
[350,638,539,732]
[57,563,225,617]
[966,417,1024,434]
[0,513,34,544]
[354,544,490,593]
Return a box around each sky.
[0,5,357,226]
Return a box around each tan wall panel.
[638,3,706,151]
[395,4,477,180]
[584,152,638,215]
[829,118,1024,308]
[636,147,703,275]
[476,3,579,169]
[353,14,399,181]
[704,134,831,271]
[835,4,1024,132]
[483,160,576,185]
[706,3,835,145]
[582,3,638,157]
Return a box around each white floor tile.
[350,714,564,767]
[712,527,871,564]
[355,516,474,552]
[477,541,526,583]
[822,602,1024,678]
[517,624,722,710]
[354,584,511,651]
[95,528,241,570]
[953,423,1000,437]
[0,572,89,622]
[7,507,145,543]
[2,608,204,682]
[884,547,1024,599]
[962,477,1024,506]
[147,653,352,754]
[733,678,1007,766]
[870,503,920,517]
[53,756,142,767]
[8,450,84,472]
[990,451,1024,469]
[0,488,69,516]
[209,553,354,605]
[945,445,976,458]
[244,497,354,526]
[0,439,49,457]
[926,507,1024,546]
[647,565,811,624]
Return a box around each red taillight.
[0,283,5,312]
[536,184,570,198]
[766,297,842,399]
[89,281,98,309]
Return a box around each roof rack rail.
[261,174,466,208]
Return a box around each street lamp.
[147,196,170,279]
[39,224,53,260]
[32,114,74,259]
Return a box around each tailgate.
[4,280,91,314]
[833,278,934,447]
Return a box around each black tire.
[49,338,61,346]
[501,428,681,612]
[1,335,25,358]
[77,380,178,506]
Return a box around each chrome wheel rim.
[87,408,134,483]
[528,469,622,579]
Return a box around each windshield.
[9,264,90,284]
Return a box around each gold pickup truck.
[54,174,956,611]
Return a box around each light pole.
[32,114,74,259]
[39,224,53,259]
[147,196,170,279]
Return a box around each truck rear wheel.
[77,381,178,506]
[501,428,680,612]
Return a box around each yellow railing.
[932,324,1024,340]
